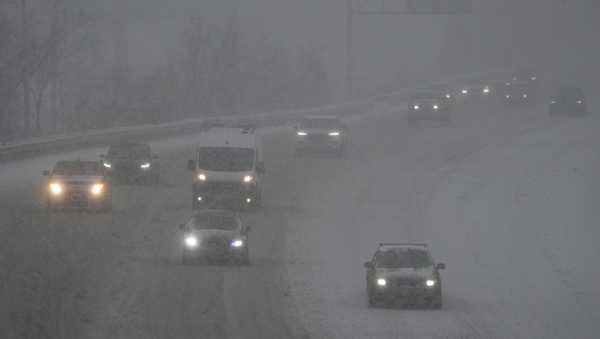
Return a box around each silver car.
[179,209,250,265]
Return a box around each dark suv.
[101,142,159,183]
[364,243,445,309]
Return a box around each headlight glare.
[328,131,340,136]
[426,279,436,287]
[49,182,63,195]
[197,173,207,181]
[185,235,198,248]
[376,278,387,287]
[103,162,112,169]
[231,239,244,248]
[90,183,104,195]
[140,162,151,169]
[433,104,439,110]
[243,175,254,183]
[413,105,420,110]
[297,131,307,136]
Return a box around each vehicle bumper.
[193,183,259,208]
[295,137,343,151]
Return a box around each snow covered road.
[1,100,598,338]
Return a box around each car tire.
[367,295,377,308]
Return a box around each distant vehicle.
[364,243,445,309]
[549,87,587,116]
[187,127,265,210]
[101,142,159,184]
[426,84,456,107]
[43,160,112,212]
[294,116,347,157]
[179,209,250,265]
[407,91,451,125]
[457,80,492,103]
[511,68,538,84]
[503,80,535,106]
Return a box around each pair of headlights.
[197,174,254,183]
[184,235,244,249]
[103,162,151,169]
[413,104,440,110]
[49,182,104,196]
[376,278,436,288]
[296,131,341,137]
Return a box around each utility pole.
[344,0,472,98]
[21,0,31,136]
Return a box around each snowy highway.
[1,99,599,338]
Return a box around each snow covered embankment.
[425,114,600,339]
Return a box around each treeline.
[0,1,331,142]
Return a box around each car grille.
[306,134,329,142]
[392,277,423,288]
[203,182,245,194]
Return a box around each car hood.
[194,229,239,241]
[50,175,103,184]
[374,267,435,280]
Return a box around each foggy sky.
[77,0,600,92]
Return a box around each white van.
[187,127,265,210]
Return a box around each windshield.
[108,143,151,159]
[191,214,237,231]
[196,147,254,172]
[374,249,432,268]
[556,88,583,99]
[300,118,340,130]
[53,161,101,176]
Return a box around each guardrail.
[0,70,504,162]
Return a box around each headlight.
[433,104,439,110]
[328,131,340,136]
[49,182,63,195]
[551,100,556,104]
[577,100,583,104]
[413,105,420,110]
[231,239,244,248]
[445,94,451,99]
[505,94,511,99]
[243,175,254,183]
[140,162,151,169]
[426,279,436,287]
[376,278,387,287]
[483,87,490,94]
[530,76,536,81]
[297,131,307,136]
[185,235,198,248]
[197,173,207,181]
[461,89,468,95]
[522,94,528,98]
[90,183,104,196]
[103,162,112,169]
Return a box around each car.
[101,142,159,184]
[426,84,456,107]
[294,116,347,157]
[407,91,451,125]
[364,243,445,309]
[511,68,538,85]
[549,87,587,116]
[457,79,493,103]
[43,160,112,212]
[187,127,265,210]
[179,209,250,265]
[502,80,535,106]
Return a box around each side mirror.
[256,162,265,174]
[436,263,446,270]
[363,261,373,269]
[187,159,195,171]
[42,170,50,176]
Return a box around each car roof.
[378,243,429,251]
[303,115,339,120]
[196,128,257,148]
